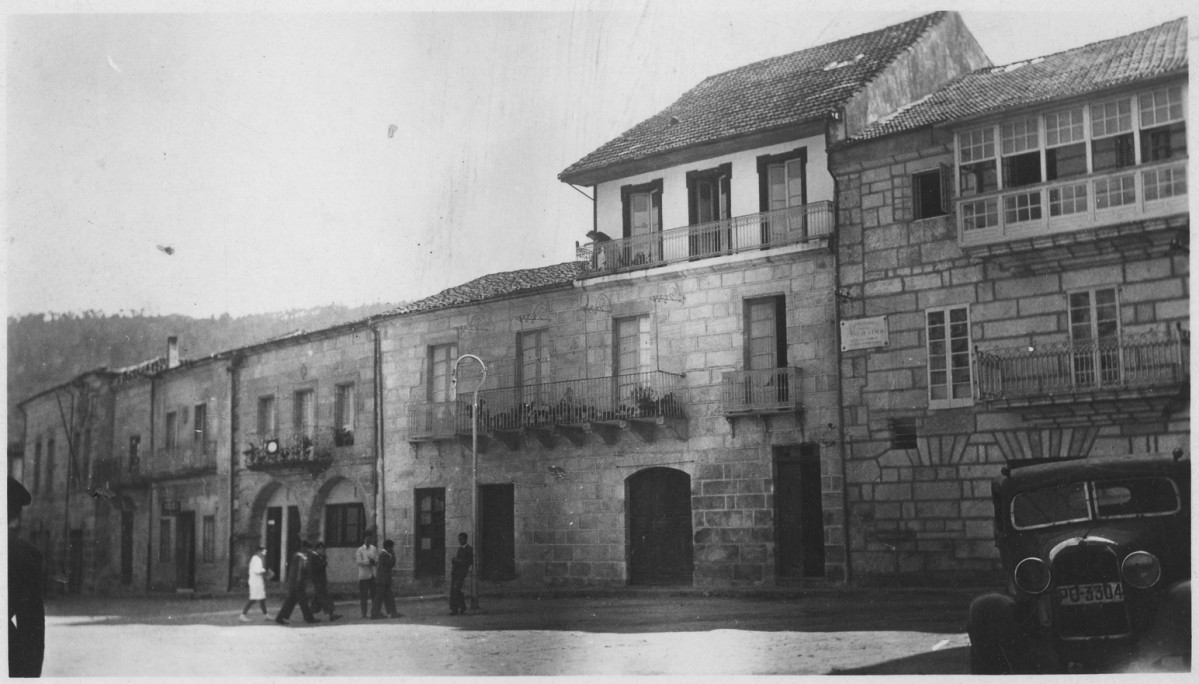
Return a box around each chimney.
[167,336,180,369]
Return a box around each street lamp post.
[451,354,486,611]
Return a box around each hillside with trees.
[7,303,402,442]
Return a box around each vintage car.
[967,451,1190,673]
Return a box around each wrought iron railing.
[581,201,833,277]
[407,371,688,439]
[957,158,1188,247]
[719,367,802,414]
[241,429,337,469]
[153,440,217,470]
[976,335,1189,401]
[477,370,686,431]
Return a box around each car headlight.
[1014,557,1052,594]
[1121,551,1161,589]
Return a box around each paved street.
[43,589,974,676]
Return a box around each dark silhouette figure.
[371,540,399,618]
[276,540,318,624]
[8,477,45,677]
[309,541,341,621]
[449,532,474,615]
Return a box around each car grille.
[1052,544,1131,639]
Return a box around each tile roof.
[849,18,1188,142]
[381,262,587,317]
[559,12,949,184]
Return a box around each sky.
[4,0,1192,318]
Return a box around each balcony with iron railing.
[241,427,345,476]
[151,439,218,481]
[407,370,689,448]
[579,202,833,278]
[956,159,1188,271]
[975,334,1189,424]
[719,367,802,435]
[91,457,150,488]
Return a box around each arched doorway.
[626,467,693,585]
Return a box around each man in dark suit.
[449,532,474,615]
[275,540,319,624]
[370,539,399,618]
[308,541,342,622]
[8,477,44,677]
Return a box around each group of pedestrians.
[239,531,474,624]
[239,540,343,624]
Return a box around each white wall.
[593,133,832,238]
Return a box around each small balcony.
[242,429,337,477]
[975,334,1189,425]
[91,457,150,489]
[956,159,1188,273]
[720,367,802,437]
[580,202,833,278]
[150,440,218,481]
[407,370,689,448]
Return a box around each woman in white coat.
[239,546,273,622]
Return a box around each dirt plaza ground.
[39,587,979,676]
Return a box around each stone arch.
[245,480,286,541]
[307,474,375,542]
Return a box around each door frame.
[773,444,826,580]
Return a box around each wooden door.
[175,511,196,589]
[265,506,282,581]
[478,484,515,581]
[627,467,693,585]
[414,488,446,580]
[775,445,825,579]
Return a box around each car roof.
[997,454,1188,495]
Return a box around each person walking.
[370,539,400,619]
[355,534,378,618]
[8,477,44,678]
[449,532,473,616]
[309,541,342,622]
[239,546,273,622]
[275,540,319,625]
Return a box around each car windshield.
[1011,477,1180,530]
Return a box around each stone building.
[18,368,117,594]
[229,322,379,592]
[828,18,1189,584]
[378,11,989,590]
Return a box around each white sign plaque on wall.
[841,316,889,352]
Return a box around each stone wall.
[832,126,1190,585]
[381,246,845,590]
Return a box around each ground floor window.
[202,515,216,563]
[324,503,366,547]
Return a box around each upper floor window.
[686,164,732,257]
[45,438,55,493]
[128,434,141,473]
[165,411,178,451]
[1069,287,1121,387]
[193,403,208,452]
[334,383,355,446]
[428,343,458,403]
[32,439,41,494]
[294,390,315,438]
[614,316,652,377]
[926,306,973,409]
[958,85,1187,197]
[257,395,276,438]
[1001,118,1041,188]
[912,168,949,219]
[744,296,787,371]
[958,127,997,196]
[517,329,550,389]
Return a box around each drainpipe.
[145,372,157,592]
[829,137,852,586]
[371,324,385,537]
[226,354,243,592]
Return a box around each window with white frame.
[954,83,1187,216]
[1068,287,1121,388]
[926,306,973,408]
